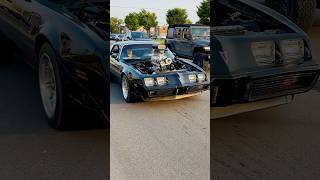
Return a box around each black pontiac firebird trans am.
[0,0,108,128]
[211,0,320,119]
[110,41,210,102]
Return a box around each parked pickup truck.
[211,0,320,119]
[165,24,210,69]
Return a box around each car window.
[183,28,190,39]
[132,32,149,39]
[191,27,210,37]
[175,28,182,39]
[120,44,175,61]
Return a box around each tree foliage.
[110,17,123,33]
[166,8,190,26]
[125,12,140,31]
[197,0,210,25]
[138,9,158,34]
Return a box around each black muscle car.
[0,0,109,128]
[110,41,210,102]
[211,0,320,119]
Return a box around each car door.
[174,27,184,56]
[110,44,122,79]
[181,27,193,58]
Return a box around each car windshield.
[132,32,149,39]
[120,44,174,61]
[191,27,210,37]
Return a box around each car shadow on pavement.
[0,59,109,179]
[0,60,107,132]
[110,82,128,105]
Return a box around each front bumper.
[211,95,294,119]
[211,69,320,106]
[142,92,202,101]
[139,83,210,101]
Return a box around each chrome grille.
[248,72,318,101]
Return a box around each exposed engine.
[134,57,187,74]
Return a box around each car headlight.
[144,78,155,87]
[188,74,197,83]
[204,47,210,51]
[251,41,275,64]
[197,73,206,82]
[280,39,304,60]
[156,77,167,86]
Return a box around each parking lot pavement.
[0,61,108,180]
[110,82,210,180]
[211,28,320,180]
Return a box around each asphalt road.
[211,27,320,180]
[0,61,108,180]
[110,82,210,180]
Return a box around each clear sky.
[110,0,204,26]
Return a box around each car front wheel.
[121,75,136,103]
[39,43,66,129]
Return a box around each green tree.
[110,17,123,33]
[197,0,210,25]
[125,12,140,31]
[166,8,189,26]
[138,9,158,35]
[186,19,193,24]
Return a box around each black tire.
[0,34,13,66]
[266,0,317,32]
[38,42,67,129]
[121,75,137,103]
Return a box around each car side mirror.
[111,53,119,60]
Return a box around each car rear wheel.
[121,75,136,103]
[39,43,66,129]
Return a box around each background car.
[166,24,210,70]
[0,0,109,128]
[110,34,118,40]
[116,34,127,41]
[110,41,209,102]
[127,31,152,41]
